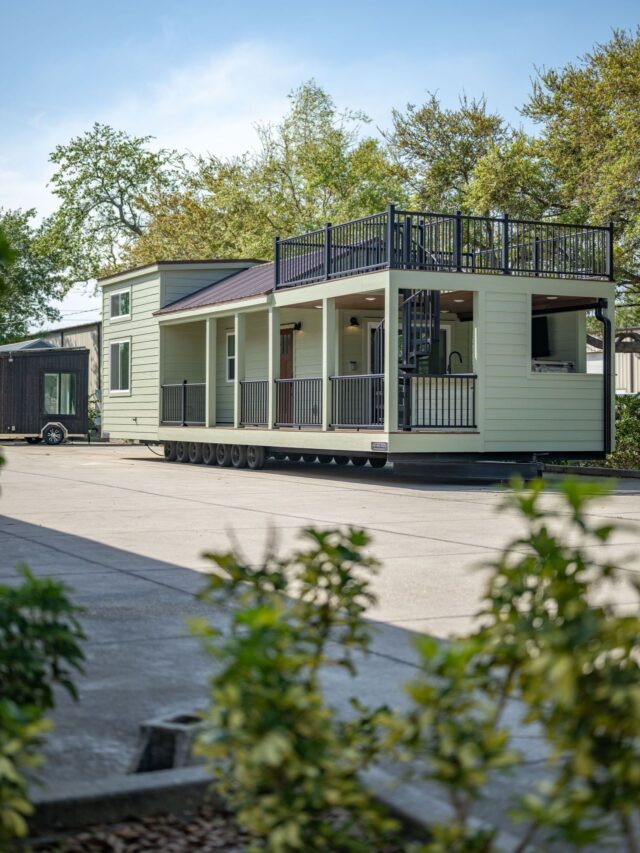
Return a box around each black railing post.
[403,216,411,268]
[607,221,615,282]
[324,222,332,280]
[181,379,187,426]
[502,213,510,275]
[533,235,540,277]
[274,236,280,288]
[386,203,396,268]
[454,210,462,272]
[402,374,411,430]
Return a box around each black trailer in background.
[0,343,89,444]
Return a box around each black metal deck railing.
[275,378,322,428]
[161,381,206,425]
[240,379,268,426]
[330,374,384,429]
[274,205,613,288]
[405,374,477,429]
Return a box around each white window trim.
[226,331,236,384]
[109,337,132,396]
[109,287,132,323]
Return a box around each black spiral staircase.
[372,289,440,430]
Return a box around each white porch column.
[322,297,337,431]
[205,317,217,427]
[267,306,279,429]
[383,280,399,432]
[233,313,246,429]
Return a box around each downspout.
[595,298,612,455]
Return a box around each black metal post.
[502,213,510,275]
[324,222,332,281]
[533,236,540,277]
[454,210,462,272]
[274,236,280,287]
[403,216,411,268]
[181,379,187,427]
[402,374,411,430]
[607,221,615,282]
[386,203,396,268]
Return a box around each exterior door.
[279,329,294,424]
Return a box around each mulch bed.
[29,803,249,852]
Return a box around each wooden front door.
[279,329,294,424]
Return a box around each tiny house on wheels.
[99,206,615,472]
[0,340,89,444]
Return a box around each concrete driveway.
[1,443,639,788]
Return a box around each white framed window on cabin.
[109,288,131,321]
[109,339,131,394]
[226,332,236,383]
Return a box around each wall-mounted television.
[531,316,550,358]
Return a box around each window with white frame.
[109,289,131,320]
[226,332,235,382]
[109,340,131,392]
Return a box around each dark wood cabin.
[0,343,89,441]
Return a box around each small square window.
[110,290,131,320]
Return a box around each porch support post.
[205,317,217,427]
[267,305,279,429]
[384,279,399,432]
[233,313,246,429]
[322,297,336,431]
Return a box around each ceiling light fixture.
[365,296,376,301]
[453,298,465,303]
[546,296,559,300]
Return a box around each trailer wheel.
[202,443,217,465]
[231,445,247,468]
[246,445,265,470]
[188,442,203,464]
[176,441,190,463]
[287,453,302,462]
[302,454,318,463]
[163,441,177,461]
[317,454,333,464]
[333,455,350,466]
[216,443,232,467]
[351,456,367,467]
[368,456,387,469]
[272,452,286,461]
[42,424,65,446]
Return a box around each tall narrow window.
[226,332,235,382]
[110,340,131,392]
[43,373,76,415]
[110,289,131,320]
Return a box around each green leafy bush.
[386,478,640,852]
[0,567,85,843]
[606,394,640,469]
[191,528,397,852]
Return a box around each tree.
[386,93,509,212]
[0,225,16,300]
[43,123,182,284]
[0,209,67,344]
[124,81,404,266]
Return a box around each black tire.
[317,454,333,465]
[42,425,65,446]
[287,453,302,462]
[351,456,367,467]
[231,445,248,468]
[216,443,232,467]
[247,445,266,470]
[188,442,203,464]
[272,452,286,461]
[202,443,217,465]
[368,456,387,469]
[164,441,177,461]
[333,455,350,466]
[302,454,318,463]
[176,441,190,463]
[25,436,42,445]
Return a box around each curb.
[544,464,640,480]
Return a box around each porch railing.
[240,379,268,426]
[161,381,206,425]
[330,374,384,429]
[275,378,322,428]
[405,374,477,429]
[275,206,613,288]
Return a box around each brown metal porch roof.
[155,263,274,315]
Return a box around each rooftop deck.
[274,205,613,289]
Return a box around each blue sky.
[0,0,638,326]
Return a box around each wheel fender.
[40,422,68,442]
